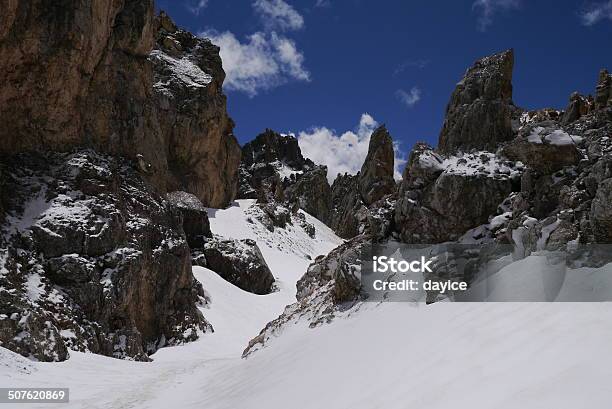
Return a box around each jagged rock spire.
[595,69,612,109]
[358,125,396,205]
[438,49,516,153]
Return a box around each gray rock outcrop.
[438,49,517,153]
[238,130,332,224]
[167,191,212,248]
[202,238,275,295]
[358,126,396,205]
[328,174,366,239]
[0,151,210,362]
[502,125,582,174]
[595,69,612,109]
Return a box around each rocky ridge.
[245,49,612,354]
[238,127,398,241]
[238,130,332,224]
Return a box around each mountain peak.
[438,49,516,153]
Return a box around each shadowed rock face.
[284,167,333,224]
[327,126,397,239]
[438,49,516,153]
[562,92,594,124]
[0,151,210,362]
[329,174,365,239]
[167,191,213,248]
[237,130,333,224]
[596,69,612,109]
[0,3,240,208]
[358,126,396,205]
[0,0,158,169]
[591,178,612,242]
[394,145,517,243]
[152,12,241,208]
[202,238,275,295]
[242,129,312,170]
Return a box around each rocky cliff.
[152,12,241,207]
[0,3,239,208]
[596,69,612,109]
[0,2,240,361]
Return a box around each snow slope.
[2,200,612,408]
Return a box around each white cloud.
[203,30,310,97]
[253,0,304,31]
[186,0,209,16]
[396,87,421,108]
[472,0,520,31]
[200,0,309,96]
[297,114,407,183]
[272,33,310,80]
[315,0,331,7]
[580,1,612,25]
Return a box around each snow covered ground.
[2,200,612,408]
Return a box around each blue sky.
[157,0,612,178]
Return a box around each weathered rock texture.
[202,238,275,295]
[284,167,332,224]
[395,147,520,243]
[296,235,369,303]
[152,12,241,207]
[502,126,582,174]
[0,0,155,154]
[358,126,396,205]
[242,129,310,170]
[238,130,332,224]
[0,151,210,362]
[0,3,240,208]
[243,235,370,357]
[0,3,244,362]
[327,125,397,239]
[328,174,365,238]
[562,92,594,125]
[167,191,212,248]
[596,69,612,109]
[438,49,516,153]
